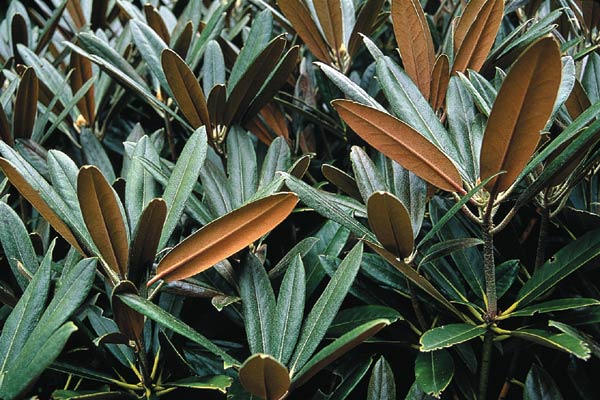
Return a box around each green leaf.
[414,350,454,397]
[328,305,402,337]
[350,146,387,203]
[507,298,600,318]
[80,128,116,183]
[582,52,600,104]
[317,62,385,110]
[419,238,483,267]
[282,173,375,241]
[117,293,239,367]
[289,242,364,375]
[0,200,39,288]
[271,255,305,364]
[420,324,486,352]
[511,329,590,360]
[125,136,160,231]
[292,318,391,389]
[514,228,600,308]
[0,245,51,374]
[259,137,291,190]
[203,40,226,95]
[0,322,78,399]
[159,127,208,249]
[524,364,564,400]
[129,19,170,96]
[368,356,396,400]
[239,253,276,355]
[226,127,258,208]
[163,375,233,393]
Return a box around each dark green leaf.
[414,350,454,397]
[420,324,486,352]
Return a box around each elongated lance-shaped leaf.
[117,292,239,367]
[161,48,210,129]
[289,242,363,375]
[507,298,600,318]
[333,100,464,193]
[0,243,52,375]
[226,127,258,208]
[511,228,600,309]
[430,54,450,111]
[239,253,276,355]
[239,354,290,400]
[80,127,116,183]
[524,365,564,400]
[277,0,330,62]
[149,193,298,285]
[78,166,129,278]
[144,4,170,43]
[511,329,590,360]
[480,37,562,196]
[272,255,305,364]
[565,79,591,119]
[452,0,504,74]
[314,0,343,53]
[322,163,362,200]
[391,0,435,98]
[420,324,486,352]
[69,51,95,125]
[159,127,207,249]
[367,191,414,259]
[0,201,39,288]
[351,146,387,203]
[368,356,396,400]
[348,0,385,56]
[130,19,171,97]
[0,102,12,146]
[0,145,86,254]
[111,281,144,341]
[415,349,454,397]
[291,319,391,388]
[128,199,166,288]
[13,67,38,140]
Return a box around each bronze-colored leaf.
[289,154,311,179]
[161,48,210,129]
[314,0,343,53]
[452,0,504,74]
[429,54,450,112]
[392,0,436,98]
[278,0,330,62]
[70,52,96,125]
[148,193,298,285]
[322,164,362,200]
[348,0,385,57]
[172,21,193,59]
[144,4,170,43]
[129,198,167,288]
[207,84,226,128]
[333,100,464,193]
[224,36,286,125]
[0,103,11,146]
[0,158,84,254]
[565,79,591,120]
[11,14,28,64]
[480,37,562,196]
[245,103,290,145]
[367,191,414,258]
[78,166,129,277]
[66,0,86,30]
[239,354,290,400]
[111,281,144,341]
[91,0,108,30]
[13,67,38,140]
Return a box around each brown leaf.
[111,281,144,341]
[367,191,414,258]
[278,0,330,62]
[239,354,290,400]
[66,0,86,30]
[70,52,96,125]
[172,21,193,60]
[207,84,226,129]
[348,0,385,57]
[314,0,343,53]
[224,36,286,125]
[129,198,167,288]
[392,0,436,98]
[11,14,28,64]
[429,54,450,112]
[144,4,170,43]
[13,67,38,140]
[333,100,464,193]
[78,166,129,277]
[0,158,84,254]
[161,48,210,129]
[565,79,591,120]
[480,37,562,196]
[148,193,298,285]
[289,154,311,179]
[0,102,12,146]
[322,164,362,200]
[452,0,504,74]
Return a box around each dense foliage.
[0,0,599,398]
